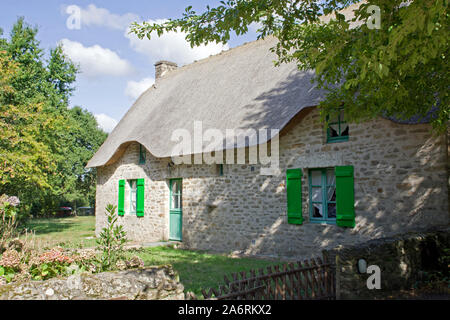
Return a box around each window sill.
[119,213,137,217]
[309,220,337,226]
[326,137,349,144]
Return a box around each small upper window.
[139,144,146,164]
[327,111,349,143]
[217,164,224,176]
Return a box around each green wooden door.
[169,179,182,241]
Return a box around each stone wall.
[324,227,450,299]
[0,266,184,300]
[96,107,449,258]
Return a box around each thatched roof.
[87,36,326,168]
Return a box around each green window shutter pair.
[118,179,145,217]
[335,166,355,228]
[286,169,304,225]
[286,166,355,228]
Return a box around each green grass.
[134,246,284,298]
[22,216,97,249]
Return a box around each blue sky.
[0,1,258,132]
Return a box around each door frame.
[169,178,183,241]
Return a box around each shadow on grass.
[25,221,76,235]
[23,216,94,236]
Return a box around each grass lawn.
[21,216,284,297]
[134,246,284,298]
[22,216,97,249]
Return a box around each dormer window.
[139,144,146,164]
[327,110,349,143]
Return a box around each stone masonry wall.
[96,108,449,258]
[324,227,450,299]
[0,266,184,300]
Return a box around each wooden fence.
[201,255,335,300]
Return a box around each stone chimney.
[154,60,178,81]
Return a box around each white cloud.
[60,39,134,78]
[95,114,118,133]
[126,20,229,66]
[63,4,140,30]
[125,77,155,100]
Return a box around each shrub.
[96,204,128,271]
[0,249,21,282]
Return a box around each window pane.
[328,203,336,218]
[326,169,335,186]
[174,181,181,194]
[327,187,336,202]
[312,187,322,202]
[172,195,180,209]
[131,191,136,212]
[329,123,339,137]
[311,171,322,186]
[172,181,178,194]
[312,203,323,218]
[339,110,345,123]
[131,199,136,212]
[341,123,349,136]
[129,180,137,213]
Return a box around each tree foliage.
[0,18,107,217]
[131,0,449,131]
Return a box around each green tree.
[0,18,107,217]
[0,50,55,204]
[64,107,108,210]
[131,0,449,131]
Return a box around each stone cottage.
[87,36,449,258]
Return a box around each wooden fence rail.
[201,254,335,300]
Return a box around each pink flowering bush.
[38,248,74,265]
[29,248,76,280]
[0,249,21,282]
[0,249,21,269]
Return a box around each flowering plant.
[28,248,76,280]
[0,249,21,282]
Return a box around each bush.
[28,248,74,280]
[96,204,128,271]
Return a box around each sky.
[0,1,259,132]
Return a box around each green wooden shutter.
[335,166,355,228]
[136,178,145,217]
[118,180,125,216]
[286,168,303,225]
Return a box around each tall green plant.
[96,205,128,271]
